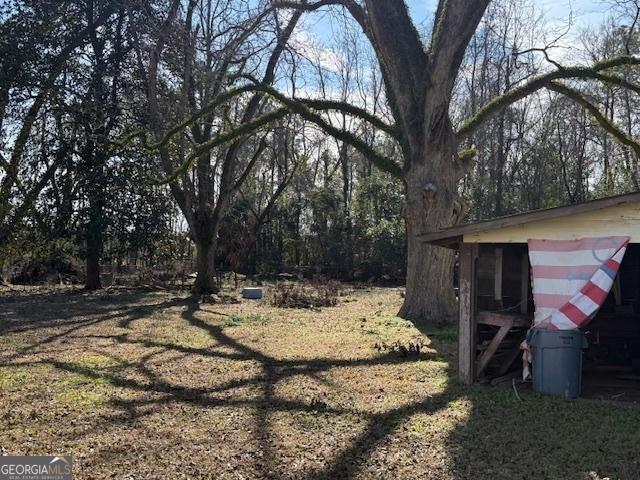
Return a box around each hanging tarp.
[529,237,629,329]
[521,236,630,378]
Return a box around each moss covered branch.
[153,95,402,184]
[114,83,398,153]
[153,108,290,185]
[296,97,399,139]
[548,81,640,158]
[590,72,640,96]
[457,55,640,140]
[111,84,258,151]
[244,83,402,177]
[428,0,449,57]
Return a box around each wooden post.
[458,242,478,385]
[494,247,503,302]
[520,251,529,315]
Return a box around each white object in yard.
[242,287,263,299]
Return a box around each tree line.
[2,0,640,327]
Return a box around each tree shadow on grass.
[177,301,640,480]
[0,288,186,334]
[0,291,190,360]
[2,293,450,478]
[6,292,638,479]
[176,301,456,479]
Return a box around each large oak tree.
[266,0,640,326]
[140,0,640,326]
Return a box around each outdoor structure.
[421,192,640,385]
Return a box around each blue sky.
[307,1,612,42]
[406,0,610,25]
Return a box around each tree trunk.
[398,142,459,328]
[85,226,102,290]
[84,164,104,291]
[193,237,218,294]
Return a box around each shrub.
[10,251,82,285]
[270,281,341,309]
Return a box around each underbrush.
[269,280,343,308]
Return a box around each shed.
[421,191,640,387]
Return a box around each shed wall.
[463,203,640,243]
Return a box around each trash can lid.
[529,328,587,349]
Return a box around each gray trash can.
[528,328,588,399]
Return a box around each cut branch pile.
[269,281,341,309]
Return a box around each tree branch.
[155,108,290,185]
[151,92,402,185]
[428,0,490,93]
[548,81,640,159]
[591,71,640,96]
[116,83,399,152]
[232,134,269,192]
[457,55,640,140]
[298,97,400,139]
[271,0,366,29]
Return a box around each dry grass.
[1,284,640,479]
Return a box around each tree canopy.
[2,0,640,327]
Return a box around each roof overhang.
[420,191,640,248]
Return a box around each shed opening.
[468,241,640,400]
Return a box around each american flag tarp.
[521,236,630,378]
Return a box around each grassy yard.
[1,285,639,479]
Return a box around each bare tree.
[137,0,305,293]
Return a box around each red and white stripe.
[529,237,629,329]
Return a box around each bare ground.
[1,285,639,479]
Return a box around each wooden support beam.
[520,251,529,315]
[494,247,503,302]
[458,242,478,385]
[477,311,530,328]
[476,320,513,377]
[476,311,531,378]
